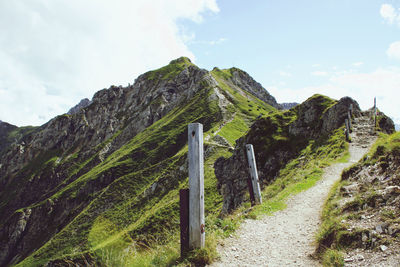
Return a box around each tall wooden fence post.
[246,144,262,205]
[188,123,205,249]
[180,189,189,257]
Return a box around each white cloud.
[0,0,219,126]
[311,71,328,76]
[268,67,400,125]
[387,41,400,60]
[380,4,400,26]
[352,62,364,67]
[279,71,292,77]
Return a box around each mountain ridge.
[0,57,395,266]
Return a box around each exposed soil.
[209,116,377,267]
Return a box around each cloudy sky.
[0,0,399,126]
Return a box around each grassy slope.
[15,65,275,266]
[316,131,400,266]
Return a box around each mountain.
[396,124,399,131]
[280,102,298,110]
[1,57,394,266]
[0,57,279,266]
[67,98,92,115]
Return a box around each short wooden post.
[347,111,352,132]
[180,189,189,257]
[345,119,350,142]
[245,144,262,204]
[188,123,205,249]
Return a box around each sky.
[0,0,399,126]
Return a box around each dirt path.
[209,116,376,267]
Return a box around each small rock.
[376,224,383,234]
[361,215,367,220]
[356,254,365,261]
[362,232,368,242]
[344,257,354,263]
[380,245,388,252]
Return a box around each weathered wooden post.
[374,97,377,128]
[246,144,262,205]
[345,119,350,142]
[349,104,353,117]
[347,111,352,132]
[188,123,205,249]
[180,189,189,257]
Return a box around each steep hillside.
[0,57,277,266]
[0,121,37,158]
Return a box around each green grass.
[145,57,194,81]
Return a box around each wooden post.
[246,177,256,206]
[345,119,350,142]
[349,104,353,117]
[245,144,262,204]
[374,97,377,128]
[347,111,352,133]
[188,123,205,249]
[180,189,189,257]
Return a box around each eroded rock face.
[215,95,362,214]
[0,120,17,156]
[227,68,281,109]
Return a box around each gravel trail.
[209,116,376,267]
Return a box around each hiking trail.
[209,115,376,267]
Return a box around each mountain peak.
[169,56,192,65]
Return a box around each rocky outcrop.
[215,95,363,214]
[215,67,281,109]
[67,98,92,115]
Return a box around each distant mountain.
[396,124,399,131]
[67,98,92,115]
[280,102,298,110]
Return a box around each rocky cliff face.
[0,120,17,156]
[215,95,363,214]
[0,57,279,266]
